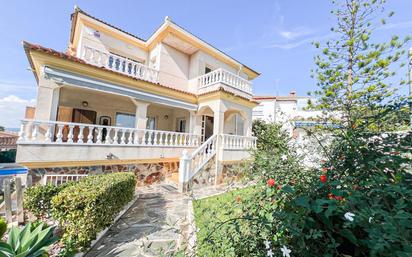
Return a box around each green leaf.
[340,229,358,245]
[294,196,310,209]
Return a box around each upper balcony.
[81,45,160,84]
[80,45,253,98]
[195,68,253,97]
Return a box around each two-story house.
[16,7,259,191]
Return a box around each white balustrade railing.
[188,134,217,177]
[220,134,257,150]
[42,174,88,186]
[81,45,159,84]
[197,68,253,95]
[18,120,200,147]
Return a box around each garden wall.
[188,159,250,190]
[26,159,179,187]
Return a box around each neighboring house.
[16,7,259,191]
[252,91,322,123]
[253,92,335,167]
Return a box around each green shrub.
[0,149,16,163]
[0,222,58,257]
[0,218,6,238]
[51,172,136,254]
[24,183,70,219]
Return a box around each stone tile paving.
[85,182,248,257]
[85,183,191,257]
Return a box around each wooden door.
[56,106,73,142]
[72,109,97,143]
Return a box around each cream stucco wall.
[157,43,190,91]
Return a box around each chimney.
[289,90,296,97]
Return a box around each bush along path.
[85,183,191,257]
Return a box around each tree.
[310,0,411,132]
[0,126,4,132]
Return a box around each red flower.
[328,193,335,200]
[267,178,276,187]
[320,174,327,183]
[335,196,344,201]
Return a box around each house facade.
[16,7,258,191]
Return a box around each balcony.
[18,120,199,147]
[196,68,253,97]
[81,46,159,84]
[16,120,201,163]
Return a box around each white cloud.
[264,33,332,50]
[0,95,36,128]
[0,80,36,99]
[278,27,313,40]
[380,20,412,30]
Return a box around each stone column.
[34,80,61,141]
[131,99,150,129]
[34,83,60,121]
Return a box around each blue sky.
[1,0,412,127]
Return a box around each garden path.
[85,183,190,257]
[84,182,239,257]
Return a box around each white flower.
[264,240,271,249]
[281,245,291,257]
[267,249,274,257]
[281,155,287,161]
[344,212,355,222]
[369,217,373,223]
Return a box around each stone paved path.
[85,183,191,257]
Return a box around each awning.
[43,66,198,111]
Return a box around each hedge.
[51,172,136,254]
[24,182,73,219]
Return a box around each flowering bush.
[197,121,412,256]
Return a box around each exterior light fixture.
[82,101,89,107]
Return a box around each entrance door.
[201,115,214,142]
[72,109,97,143]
